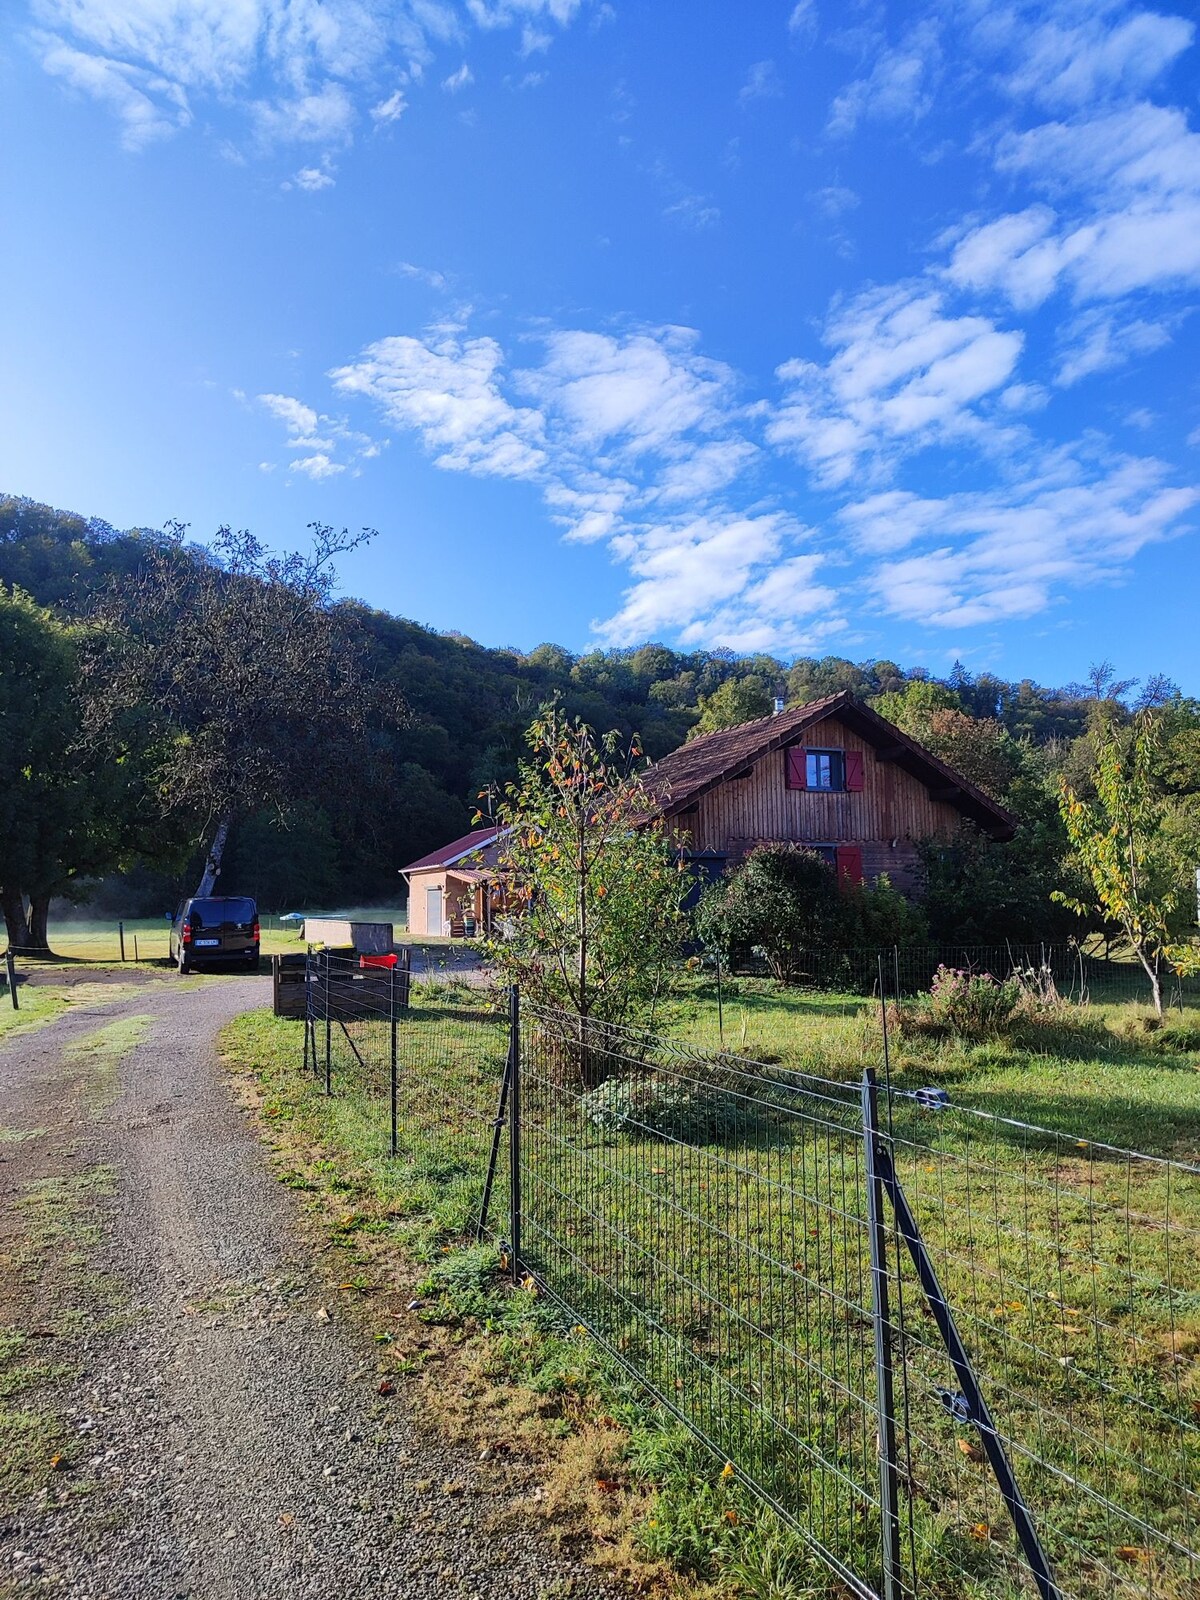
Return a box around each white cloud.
[258,391,378,475]
[854,454,1198,628]
[330,333,547,477]
[596,512,816,647]
[827,21,941,137]
[521,328,739,454]
[768,286,1023,486]
[29,0,585,151]
[252,82,356,145]
[396,260,449,290]
[739,60,782,107]
[467,0,583,25]
[1004,9,1193,110]
[37,38,191,149]
[788,0,817,46]
[291,452,345,479]
[441,61,474,92]
[811,184,859,218]
[519,23,552,55]
[1055,308,1173,385]
[948,103,1200,311]
[288,163,336,191]
[662,192,720,230]
[260,392,324,445]
[370,88,407,123]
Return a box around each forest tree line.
[2,493,1199,951]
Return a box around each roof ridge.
[674,690,844,752]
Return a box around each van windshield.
[189,898,256,928]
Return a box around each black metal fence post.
[118,920,126,962]
[323,952,332,1096]
[389,962,399,1157]
[507,986,521,1285]
[862,1068,902,1600]
[5,949,17,1011]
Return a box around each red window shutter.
[785,747,807,789]
[845,750,864,792]
[836,845,864,888]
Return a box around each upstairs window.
[785,746,864,792]
[806,749,844,791]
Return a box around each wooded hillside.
[3,492,1198,942]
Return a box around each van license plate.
[195,938,220,947]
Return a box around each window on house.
[806,749,845,791]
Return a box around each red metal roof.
[400,827,500,874]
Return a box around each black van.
[170,896,260,973]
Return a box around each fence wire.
[727,944,1200,1010]
[884,1089,1200,1600]
[302,964,1200,1600]
[307,953,510,1241]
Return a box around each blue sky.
[3,0,1199,687]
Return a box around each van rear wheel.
[177,952,190,975]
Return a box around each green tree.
[874,679,962,733]
[0,587,179,951]
[1054,711,1198,1014]
[93,522,389,897]
[480,705,688,1065]
[688,675,773,738]
[696,846,848,984]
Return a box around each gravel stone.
[0,973,627,1599]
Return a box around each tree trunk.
[1,889,31,952]
[194,816,232,898]
[27,894,51,956]
[1135,942,1163,1018]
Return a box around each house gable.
[647,693,1016,896]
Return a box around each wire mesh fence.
[882,1084,1200,1599]
[724,944,1200,1011]
[305,952,510,1240]
[301,960,1200,1600]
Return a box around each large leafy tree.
[480,705,688,1065]
[688,674,774,738]
[91,522,391,896]
[0,587,179,951]
[1054,710,1199,1014]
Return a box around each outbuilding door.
[426,886,443,936]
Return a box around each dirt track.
[0,971,625,1599]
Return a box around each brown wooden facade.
[648,692,1017,897]
[668,712,963,893]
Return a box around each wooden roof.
[645,690,1017,841]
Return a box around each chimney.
[772,696,786,716]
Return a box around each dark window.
[805,844,838,868]
[189,897,256,928]
[805,750,845,791]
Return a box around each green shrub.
[695,846,925,986]
[906,964,1022,1038]
[582,1071,754,1144]
[1148,1018,1200,1055]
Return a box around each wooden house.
[400,827,505,937]
[645,690,1016,895]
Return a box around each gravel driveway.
[0,972,627,1599]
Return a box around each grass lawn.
[222,976,1200,1600]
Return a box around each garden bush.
[906,964,1023,1038]
[582,1070,756,1144]
[695,845,925,986]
